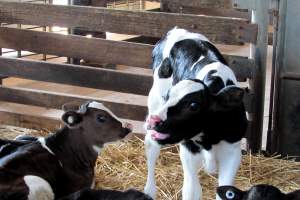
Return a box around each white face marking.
[190,55,205,71]
[88,101,125,127]
[92,145,102,155]
[24,175,54,200]
[163,27,209,59]
[196,62,238,85]
[154,80,204,120]
[38,137,54,155]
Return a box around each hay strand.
[1,125,300,200]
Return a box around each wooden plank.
[0,27,152,68]
[163,7,250,19]
[0,103,145,134]
[161,0,234,9]
[0,57,153,95]
[0,86,147,121]
[0,27,254,81]
[0,110,61,132]
[0,1,258,44]
[161,0,250,19]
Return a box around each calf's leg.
[215,141,241,200]
[180,144,203,200]
[144,133,161,199]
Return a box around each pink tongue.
[150,130,170,140]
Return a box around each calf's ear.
[215,85,244,110]
[217,186,244,200]
[62,111,83,129]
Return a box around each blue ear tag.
[67,116,75,124]
[226,190,235,199]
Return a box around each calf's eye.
[97,115,107,123]
[226,190,235,199]
[189,102,200,111]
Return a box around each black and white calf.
[59,188,152,200]
[217,185,300,200]
[0,101,132,200]
[144,28,248,200]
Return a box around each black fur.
[59,188,153,200]
[152,39,228,85]
[151,36,247,151]
[217,185,300,200]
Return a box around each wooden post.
[70,0,108,66]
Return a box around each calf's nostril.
[149,115,161,125]
[124,123,133,132]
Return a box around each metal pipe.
[267,0,279,152]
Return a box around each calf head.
[62,101,132,148]
[217,185,300,200]
[146,78,244,145]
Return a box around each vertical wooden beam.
[70,0,108,65]
[0,22,4,85]
[248,0,269,152]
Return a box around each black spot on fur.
[226,79,235,86]
[182,140,202,154]
[158,58,173,78]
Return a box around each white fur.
[14,134,26,140]
[92,145,102,155]
[196,62,238,85]
[145,28,242,200]
[190,55,205,71]
[24,175,54,200]
[91,177,96,189]
[38,137,63,168]
[180,144,203,200]
[38,137,54,155]
[88,101,127,127]
[202,148,217,174]
[153,80,204,120]
[152,68,173,105]
[179,141,242,200]
[144,133,161,199]
[163,27,209,59]
[215,141,241,200]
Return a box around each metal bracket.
[232,0,257,10]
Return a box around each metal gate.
[267,0,300,157]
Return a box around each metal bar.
[280,73,300,81]
[267,0,279,152]
[248,0,269,152]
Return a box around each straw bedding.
[1,125,300,200]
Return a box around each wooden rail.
[161,0,233,9]
[0,27,255,81]
[0,57,153,95]
[0,86,147,121]
[0,1,257,45]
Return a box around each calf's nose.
[147,115,162,129]
[124,122,133,133]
